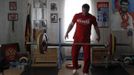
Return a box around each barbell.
[26,31,129,69]
[26,32,129,55]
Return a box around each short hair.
[120,0,128,5]
[82,4,90,10]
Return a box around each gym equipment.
[28,18,129,69]
[109,32,116,57]
[37,31,48,54]
[119,54,134,65]
[32,47,57,67]
[27,42,105,46]
[91,32,116,67]
[31,29,57,66]
[19,57,28,63]
[27,34,129,69]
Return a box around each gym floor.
[58,61,90,75]
[124,65,134,75]
[58,61,134,75]
[2,60,134,75]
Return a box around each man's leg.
[83,45,90,74]
[72,44,81,69]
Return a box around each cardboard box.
[91,47,108,65]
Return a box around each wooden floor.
[58,61,134,75]
[58,61,91,75]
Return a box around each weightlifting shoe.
[72,69,77,75]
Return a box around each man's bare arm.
[65,22,74,39]
[94,25,100,42]
[93,18,100,42]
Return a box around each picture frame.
[50,13,58,23]
[9,1,17,10]
[50,2,57,11]
[8,13,18,21]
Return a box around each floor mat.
[91,65,130,75]
[21,67,58,75]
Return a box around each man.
[120,0,134,29]
[120,0,129,29]
[65,4,100,75]
[111,0,133,30]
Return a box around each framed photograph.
[9,1,17,10]
[50,2,57,11]
[50,13,58,23]
[8,13,18,21]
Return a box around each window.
[64,0,95,42]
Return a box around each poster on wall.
[97,2,109,28]
[111,0,134,30]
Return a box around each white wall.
[0,0,133,54]
[32,0,64,43]
[0,0,109,49]
[47,0,64,43]
[0,0,9,44]
[0,0,30,51]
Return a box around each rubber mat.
[91,65,130,75]
[22,67,58,75]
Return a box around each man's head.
[120,0,128,13]
[82,4,90,15]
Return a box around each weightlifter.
[65,4,100,75]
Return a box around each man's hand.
[65,33,69,40]
[65,22,74,40]
[96,36,100,42]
